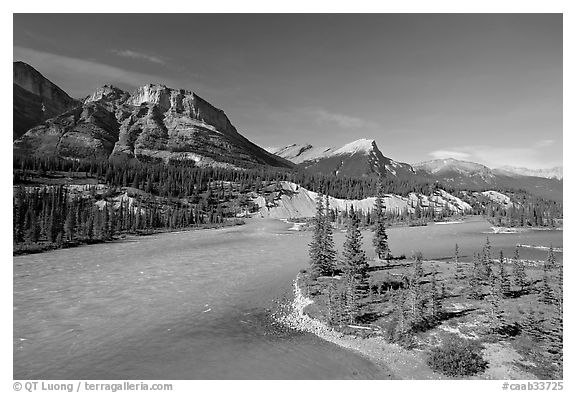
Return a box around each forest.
[13,155,562,254]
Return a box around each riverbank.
[276,271,547,380]
[13,219,245,256]
[275,274,439,379]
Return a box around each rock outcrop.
[253,181,472,219]
[13,61,80,140]
[14,80,293,170]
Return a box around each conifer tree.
[486,275,505,332]
[430,267,443,321]
[322,194,336,275]
[544,245,557,272]
[343,205,368,277]
[454,243,465,280]
[512,246,527,291]
[540,272,555,305]
[497,249,510,296]
[343,205,369,318]
[372,179,391,262]
[308,192,326,277]
[308,192,336,277]
[480,237,493,282]
[469,253,483,300]
[407,253,426,327]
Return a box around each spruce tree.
[486,275,505,332]
[342,205,369,318]
[497,249,510,296]
[430,267,443,321]
[308,193,336,277]
[469,253,483,300]
[407,253,426,327]
[512,246,527,291]
[481,237,493,282]
[544,245,557,272]
[454,243,465,280]
[308,192,326,278]
[322,194,336,276]
[343,205,368,277]
[540,272,555,305]
[372,179,391,262]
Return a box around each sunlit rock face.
[14,80,293,170]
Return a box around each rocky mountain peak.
[332,138,376,156]
[84,85,130,104]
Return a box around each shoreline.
[276,273,540,380]
[275,274,442,380]
[13,219,245,256]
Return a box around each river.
[13,217,562,379]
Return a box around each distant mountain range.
[13,61,562,202]
[494,165,563,180]
[414,158,562,202]
[267,139,415,179]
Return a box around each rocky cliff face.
[13,61,80,140]
[268,139,415,179]
[14,81,293,170]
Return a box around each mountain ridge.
[267,139,415,179]
[14,76,293,170]
[13,61,80,140]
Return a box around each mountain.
[494,165,563,180]
[415,158,563,202]
[267,139,415,178]
[13,61,80,140]
[413,158,497,188]
[14,83,293,169]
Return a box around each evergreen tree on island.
[372,178,391,262]
[342,205,369,320]
[343,205,369,278]
[308,191,336,278]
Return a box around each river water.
[13,217,562,379]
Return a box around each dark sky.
[14,14,562,168]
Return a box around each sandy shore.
[276,274,538,380]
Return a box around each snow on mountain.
[253,181,472,219]
[267,139,415,179]
[494,166,563,180]
[266,144,334,164]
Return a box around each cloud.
[429,150,471,160]
[534,139,555,148]
[428,142,562,169]
[112,49,165,65]
[311,109,377,129]
[14,46,178,98]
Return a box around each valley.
[12,58,563,381]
